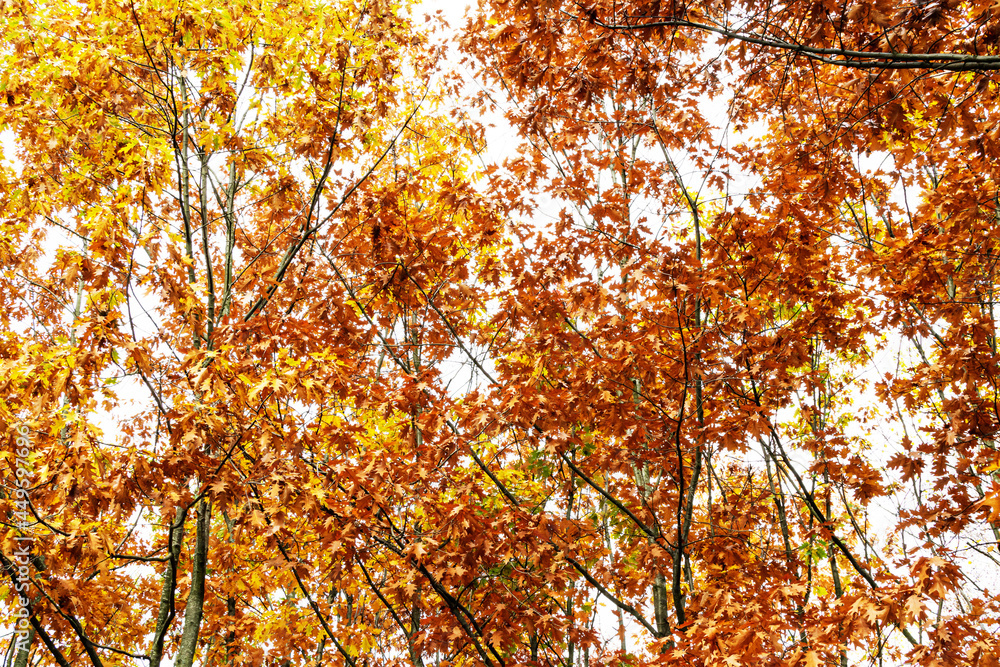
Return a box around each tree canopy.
[1,0,999,666]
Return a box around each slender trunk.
[631,392,670,640]
[178,69,197,288]
[652,572,670,637]
[765,452,808,645]
[222,509,237,666]
[409,590,425,667]
[670,194,705,627]
[176,498,212,667]
[220,159,238,317]
[149,506,187,667]
[198,152,215,332]
[826,491,848,667]
[9,627,34,667]
[618,609,626,653]
[565,616,574,667]
[672,441,702,626]
[565,464,575,667]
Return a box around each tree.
[0,0,510,664]
[458,0,1000,664]
[1,0,999,665]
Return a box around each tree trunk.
[176,498,211,667]
[149,506,188,667]
[9,626,34,667]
